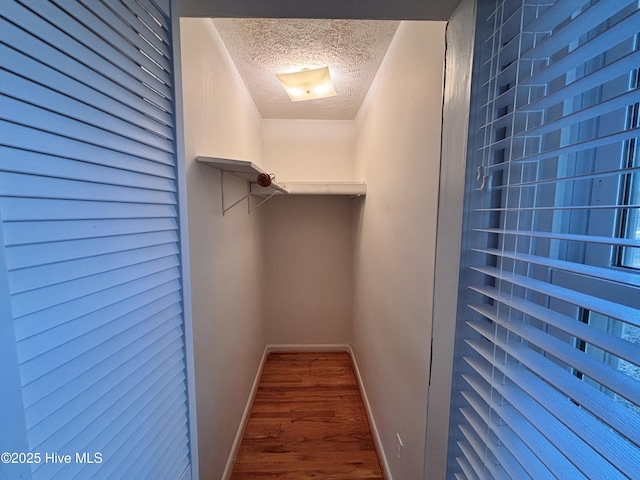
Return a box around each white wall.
[180,18,265,480]
[262,119,357,182]
[263,195,355,345]
[262,119,357,345]
[352,21,446,480]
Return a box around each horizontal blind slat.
[465,304,640,448]
[471,265,640,326]
[472,227,640,249]
[466,335,639,478]
[467,305,640,412]
[461,371,587,479]
[457,441,486,480]
[521,8,640,87]
[521,1,629,60]
[460,393,556,479]
[473,247,640,288]
[460,411,528,480]
[486,166,640,190]
[484,126,640,166]
[475,204,639,214]
[521,0,589,38]
[464,355,625,479]
[470,284,640,367]
[470,305,640,404]
[450,1,640,478]
[517,89,640,137]
[459,424,510,480]
[520,50,640,114]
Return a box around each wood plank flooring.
[230,351,384,479]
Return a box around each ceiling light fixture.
[276,66,337,102]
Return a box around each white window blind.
[447,1,640,479]
[0,1,192,479]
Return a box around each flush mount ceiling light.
[275,66,337,102]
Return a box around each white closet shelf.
[283,182,367,196]
[197,156,288,194]
[197,156,366,214]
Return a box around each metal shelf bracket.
[220,171,282,215]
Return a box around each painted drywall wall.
[262,119,357,182]
[262,195,355,345]
[352,21,446,480]
[261,119,357,346]
[180,18,265,480]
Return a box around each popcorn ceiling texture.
[210,18,400,120]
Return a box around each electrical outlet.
[396,432,403,459]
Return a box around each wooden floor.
[230,351,385,479]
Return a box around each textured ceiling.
[211,18,400,119]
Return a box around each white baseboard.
[348,346,392,480]
[221,343,390,480]
[266,343,351,353]
[221,346,269,480]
